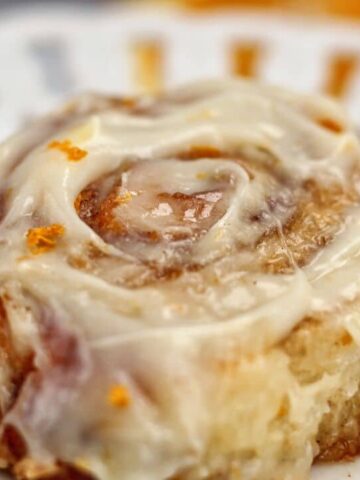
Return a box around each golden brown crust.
[0,298,35,412]
[11,460,97,480]
[316,437,360,462]
[315,377,360,462]
[282,314,360,464]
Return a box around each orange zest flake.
[179,145,222,160]
[26,224,65,255]
[115,191,133,205]
[196,171,208,180]
[108,384,131,409]
[74,457,91,472]
[48,139,87,162]
[317,117,344,134]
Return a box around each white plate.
[1,3,360,140]
[312,459,360,479]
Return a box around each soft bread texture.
[0,80,359,479]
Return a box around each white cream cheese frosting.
[0,79,360,479]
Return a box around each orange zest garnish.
[26,224,65,255]
[196,171,208,180]
[317,117,343,134]
[115,191,133,205]
[108,384,131,408]
[179,145,222,160]
[48,139,87,162]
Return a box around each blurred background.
[1,0,360,139]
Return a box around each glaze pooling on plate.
[0,80,360,479]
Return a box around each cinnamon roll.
[0,79,360,480]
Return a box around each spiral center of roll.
[75,159,235,252]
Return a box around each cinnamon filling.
[257,179,359,273]
[75,160,232,247]
[75,148,359,278]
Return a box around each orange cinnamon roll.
[0,80,360,479]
